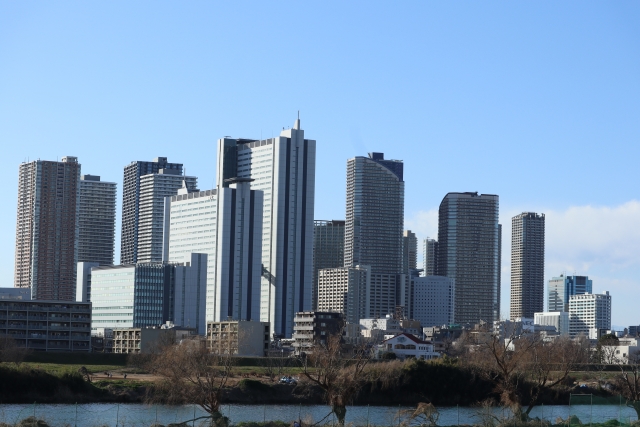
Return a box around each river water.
[0,403,636,427]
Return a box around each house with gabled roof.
[377,332,440,360]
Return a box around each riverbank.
[0,358,617,407]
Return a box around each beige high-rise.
[14,157,81,300]
[510,212,545,319]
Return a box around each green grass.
[18,362,125,375]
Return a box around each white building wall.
[216,119,316,337]
[76,261,99,302]
[163,188,218,321]
[534,311,569,336]
[569,292,612,339]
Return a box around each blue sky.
[1,2,639,326]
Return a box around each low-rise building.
[0,298,91,352]
[206,320,270,357]
[112,324,197,354]
[87,253,207,334]
[377,333,439,360]
[534,312,569,336]
[292,311,344,353]
[601,337,640,364]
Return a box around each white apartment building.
[534,311,569,336]
[163,181,263,323]
[412,275,455,328]
[569,292,612,339]
[137,171,197,263]
[216,118,316,337]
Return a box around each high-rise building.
[510,212,545,319]
[216,118,316,337]
[137,171,197,263]
[312,220,346,310]
[412,275,455,328]
[402,230,418,273]
[343,152,407,319]
[569,292,612,339]
[344,152,404,274]
[14,157,81,300]
[78,175,117,265]
[548,274,592,312]
[120,157,184,265]
[317,265,370,324]
[437,192,501,324]
[163,180,264,323]
[87,253,207,334]
[422,238,438,277]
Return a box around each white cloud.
[407,201,640,325]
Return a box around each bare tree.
[616,349,640,418]
[302,331,371,426]
[0,334,27,365]
[462,325,539,419]
[522,335,589,416]
[149,340,233,426]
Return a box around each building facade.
[112,326,197,354]
[422,238,438,277]
[510,212,545,319]
[412,276,455,328]
[292,311,344,353]
[216,118,316,337]
[548,275,593,312]
[344,152,404,275]
[0,298,91,352]
[437,192,501,324]
[78,175,117,265]
[534,311,569,336]
[312,220,346,310]
[88,253,207,334]
[569,292,612,339]
[76,261,99,302]
[163,181,263,323]
[402,230,418,273]
[137,171,197,263]
[206,320,270,356]
[14,157,81,300]
[317,265,370,324]
[120,157,184,265]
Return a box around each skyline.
[1,2,639,326]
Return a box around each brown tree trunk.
[333,405,347,427]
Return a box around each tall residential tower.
[120,158,184,264]
[78,175,117,265]
[510,212,545,319]
[437,192,501,324]
[344,153,404,274]
[14,157,81,300]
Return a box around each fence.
[0,401,638,427]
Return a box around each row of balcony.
[0,305,90,313]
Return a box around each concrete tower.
[14,157,81,300]
[78,175,117,265]
[437,192,501,324]
[510,212,545,319]
[120,157,184,264]
[215,117,316,337]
